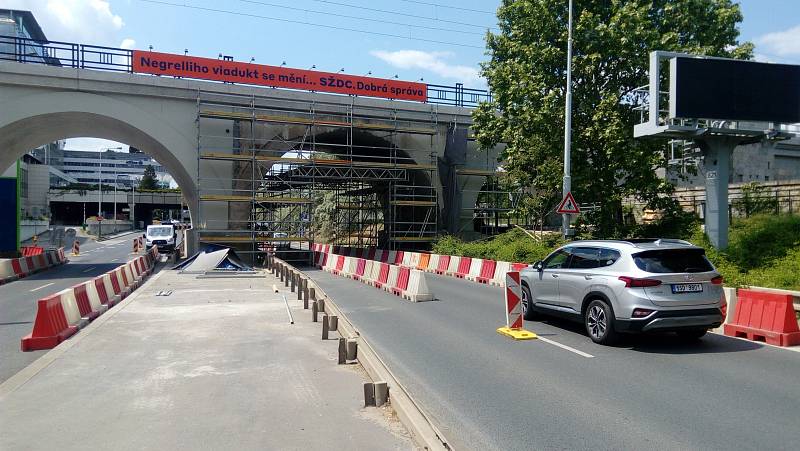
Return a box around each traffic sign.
[556,192,580,214]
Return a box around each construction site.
[193,90,506,265]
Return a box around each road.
[0,232,143,383]
[305,268,800,451]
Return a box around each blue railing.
[0,35,491,108]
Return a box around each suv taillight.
[618,276,662,288]
[711,275,724,285]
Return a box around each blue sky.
[7,0,800,152]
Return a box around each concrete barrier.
[403,270,434,302]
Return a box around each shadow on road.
[532,316,764,354]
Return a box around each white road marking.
[82,266,97,273]
[30,282,54,292]
[110,258,119,262]
[537,336,595,358]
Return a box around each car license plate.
[671,283,702,293]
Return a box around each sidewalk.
[0,269,412,450]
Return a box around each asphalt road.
[305,268,800,451]
[0,233,143,383]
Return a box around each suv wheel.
[585,299,618,345]
[521,283,538,320]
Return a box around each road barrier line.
[30,282,54,292]
[537,336,595,358]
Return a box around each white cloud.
[755,24,800,57]
[370,50,483,86]
[119,38,136,49]
[4,0,126,46]
[64,137,129,153]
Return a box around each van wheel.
[585,299,618,345]
[522,283,538,320]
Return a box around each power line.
[139,0,485,49]
[235,0,484,36]
[397,0,496,15]
[307,0,498,30]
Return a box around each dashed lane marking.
[537,336,595,358]
[30,282,54,292]
[82,266,97,273]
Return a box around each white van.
[144,224,177,252]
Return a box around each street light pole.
[562,0,574,239]
[97,150,102,239]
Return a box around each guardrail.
[0,35,491,107]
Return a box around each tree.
[474,0,753,237]
[139,164,158,190]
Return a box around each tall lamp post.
[98,146,123,239]
[562,0,574,239]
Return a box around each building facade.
[30,147,174,188]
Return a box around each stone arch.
[0,91,199,222]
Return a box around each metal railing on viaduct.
[0,35,492,108]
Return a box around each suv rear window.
[633,249,714,273]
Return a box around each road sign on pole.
[557,192,580,214]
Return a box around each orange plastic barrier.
[417,253,430,271]
[724,289,800,346]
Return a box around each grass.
[433,214,800,291]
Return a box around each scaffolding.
[195,90,440,264]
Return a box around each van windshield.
[148,226,173,237]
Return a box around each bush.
[432,228,564,264]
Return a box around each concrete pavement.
[0,269,412,450]
[0,235,155,383]
[305,267,800,451]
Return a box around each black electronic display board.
[672,57,800,123]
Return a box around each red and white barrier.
[466,258,483,281]
[496,271,536,340]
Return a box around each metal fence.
[0,35,491,107]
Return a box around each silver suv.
[520,239,725,345]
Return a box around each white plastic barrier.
[386,265,400,292]
[362,260,376,283]
[427,254,440,273]
[0,259,16,282]
[367,259,382,283]
[403,269,435,302]
[466,258,484,281]
[84,281,109,314]
[344,256,358,277]
[491,261,512,286]
[446,256,461,276]
[401,252,413,268]
[101,273,122,306]
[58,288,85,329]
[409,252,421,269]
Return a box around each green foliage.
[692,214,800,290]
[433,229,565,264]
[312,191,338,242]
[139,165,158,190]
[629,201,701,240]
[474,0,752,237]
[732,182,778,217]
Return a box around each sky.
[6,0,800,153]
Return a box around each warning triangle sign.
[556,192,580,214]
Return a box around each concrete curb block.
[269,255,451,451]
[0,263,168,400]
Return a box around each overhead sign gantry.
[634,51,795,249]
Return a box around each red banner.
[132,51,427,102]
